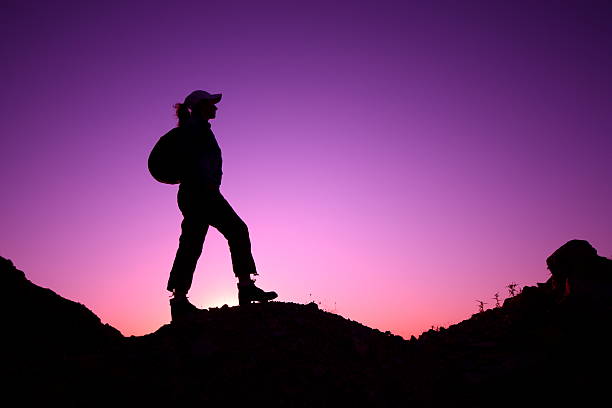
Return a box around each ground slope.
[2,240,611,406]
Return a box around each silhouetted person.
[167,90,277,321]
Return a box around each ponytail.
[174,102,191,127]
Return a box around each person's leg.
[209,192,277,305]
[167,215,209,295]
[167,186,215,322]
[208,193,258,279]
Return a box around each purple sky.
[1,0,611,337]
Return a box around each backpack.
[148,127,185,184]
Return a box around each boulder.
[546,239,612,301]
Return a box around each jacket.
[180,116,223,187]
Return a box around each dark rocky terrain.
[2,239,611,407]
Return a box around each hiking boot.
[170,296,202,323]
[238,279,278,306]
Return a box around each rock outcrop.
[546,239,612,300]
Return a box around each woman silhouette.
[167,90,277,322]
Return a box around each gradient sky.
[1,0,610,338]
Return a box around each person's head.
[191,99,218,121]
[174,90,222,127]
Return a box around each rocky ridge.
[1,239,611,406]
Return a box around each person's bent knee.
[236,221,250,239]
[226,221,250,243]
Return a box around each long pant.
[167,183,257,293]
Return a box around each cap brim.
[210,94,222,104]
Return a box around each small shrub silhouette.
[507,282,519,297]
[492,293,501,308]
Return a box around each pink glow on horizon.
[1,1,611,339]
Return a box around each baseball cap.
[184,90,222,108]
